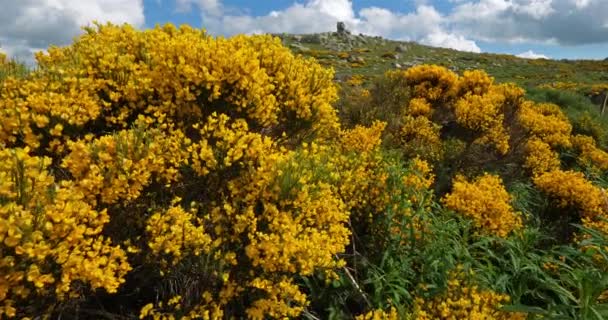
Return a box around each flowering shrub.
[458,69,494,96]
[413,267,525,320]
[0,148,130,317]
[523,138,561,176]
[442,174,522,237]
[406,98,433,117]
[394,66,524,166]
[0,23,351,318]
[3,21,608,319]
[404,65,459,103]
[400,115,444,161]
[533,170,608,233]
[572,134,608,171]
[454,90,510,154]
[355,307,399,320]
[517,101,572,148]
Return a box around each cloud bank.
[516,50,550,59]
[3,0,608,61]
[0,0,144,61]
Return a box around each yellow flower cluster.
[414,268,525,320]
[401,157,436,214]
[458,70,494,96]
[442,174,522,237]
[62,126,188,205]
[393,65,526,160]
[340,120,387,153]
[404,65,459,102]
[524,138,561,176]
[572,134,608,171]
[355,307,399,320]
[403,157,436,192]
[533,170,608,233]
[400,115,444,161]
[407,98,433,117]
[454,90,510,154]
[247,277,308,319]
[346,74,366,86]
[0,148,130,317]
[146,200,213,264]
[139,295,224,320]
[517,102,572,148]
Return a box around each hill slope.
[276,29,608,94]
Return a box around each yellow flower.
[443,174,522,237]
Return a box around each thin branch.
[601,91,608,116]
[302,309,323,320]
[337,254,372,308]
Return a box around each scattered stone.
[393,62,402,69]
[381,52,398,59]
[395,44,409,53]
[290,43,310,52]
[348,56,365,64]
[334,74,349,82]
[301,34,322,44]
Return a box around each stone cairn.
[336,21,351,35]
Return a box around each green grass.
[280,33,608,90]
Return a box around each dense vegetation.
[1,24,608,319]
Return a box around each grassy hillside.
[277,31,608,94]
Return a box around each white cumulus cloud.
[516,50,549,59]
[191,1,481,53]
[0,0,144,62]
[448,0,608,45]
[422,31,481,52]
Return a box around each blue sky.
[2,0,608,61]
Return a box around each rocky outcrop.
[337,21,349,35]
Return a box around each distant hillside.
[274,25,608,96]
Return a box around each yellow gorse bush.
[393,65,523,159]
[534,170,608,234]
[457,70,494,96]
[400,115,444,161]
[414,267,526,320]
[0,148,130,317]
[517,101,572,148]
[2,20,608,318]
[403,65,459,103]
[572,134,608,171]
[454,90,510,154]
[443,174,522,238]
[523,138,561,176]
[407,97,433,117]
[355,307,399,320]
[0,23,352,318]
[0,23,339,151]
